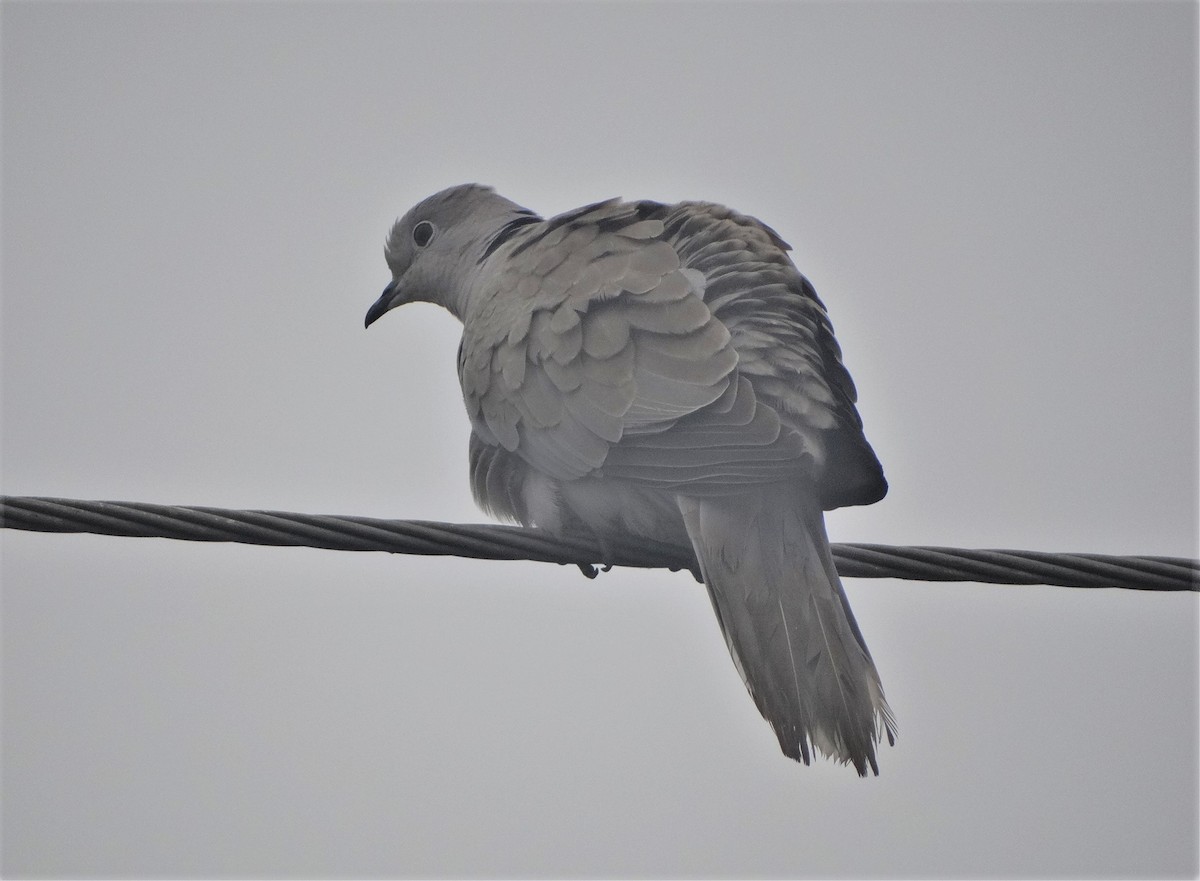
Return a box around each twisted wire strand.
[1,495,1196,592]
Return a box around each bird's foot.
[575,562,614,580]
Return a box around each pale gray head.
[364,184,538,326]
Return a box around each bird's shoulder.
[457,196,788,356]
[455,198,740,475]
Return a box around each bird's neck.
[440,207,542,323]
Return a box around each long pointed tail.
[678,483,895,775]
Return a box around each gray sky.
[2,1,1197,877]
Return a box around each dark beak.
[364,282,400,329]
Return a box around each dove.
[365,184,895,774]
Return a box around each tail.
[678,483,896,775]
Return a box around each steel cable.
[2,495,1196,592]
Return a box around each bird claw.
[575,562,613,580]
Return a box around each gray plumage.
[365,184,895,774]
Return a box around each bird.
[365,184,895,774]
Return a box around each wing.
[459,198,885,510]
[661,201,887,508]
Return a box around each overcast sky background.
[2,2,1197,878]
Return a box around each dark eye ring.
[412,220,435,247]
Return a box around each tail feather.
[678,482,895,775]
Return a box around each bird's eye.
[412,221,435,248]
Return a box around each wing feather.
[459,197,885,504]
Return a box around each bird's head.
[365,183,538,327]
